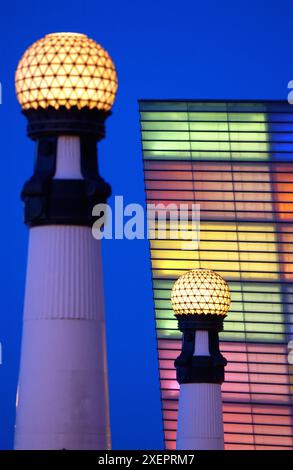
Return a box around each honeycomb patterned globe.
[15,32,118,111]
[171,268,230,316]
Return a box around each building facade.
[139,100,293,449]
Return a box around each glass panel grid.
[139,100,293,449]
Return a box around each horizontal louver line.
[158,350,288,358]
[159,368,293,375]
[161,397,293,406]
[160,388,293,397]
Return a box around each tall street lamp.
[14,32,118,450]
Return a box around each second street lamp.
[171,268,231,450]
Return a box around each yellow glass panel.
[151,259,200,271]
[199,241,238,250]
[151,250,199,260]
[150,223,279,281]
[238,230,276,242]
[238,224,275,232]
[150,240,197,250]
[199,251,240,261]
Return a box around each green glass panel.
[230,152,269,160]
[190,141,230,151]
[154,289,172,299]
[153,279,175,290]
[228,113,266,122]
[142,141,191,151]
[227,103,267,112]
[141,121,189,131]
[187,102,227,112]
[228,122,267,132]
[189,131,230,141]
[228,132,268,142]
[191,132,268,142]
[143,151,191,159]
[230,142,269,151]
[155,309,175,319]
[191,151,231,159]
[220,331,247,341]
[188,112,228,121]
[220,331,284,342]
[154,299,172,309]
[157,328,181,339]
[139,101,188,111]
[188,121,229,131]
[142,131,190,141]
[156,319,177,330]
[140,112,188,121]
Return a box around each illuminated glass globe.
[171,268,230,316]
[15,32,118,111]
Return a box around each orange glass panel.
[273,169,293,220]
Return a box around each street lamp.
[171,268,230,450]
[14,32,117,450]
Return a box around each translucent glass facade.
[139,100,293,450]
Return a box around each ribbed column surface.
[23,226,103,320]
[14,225,110,450]
[177,383,224,450]
[54,136,82,179]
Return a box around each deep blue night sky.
[0,0,293,450]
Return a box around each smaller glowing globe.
[15,32,118,111]
[171,268,230,316]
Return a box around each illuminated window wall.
[139,100,293,449]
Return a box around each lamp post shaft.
[175,320,226,451]
[176,329,224,450]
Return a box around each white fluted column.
[177,383,224,450]
[14,136,111,449]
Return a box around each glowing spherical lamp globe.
[15,32,118,111]
[171,268,230,317]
